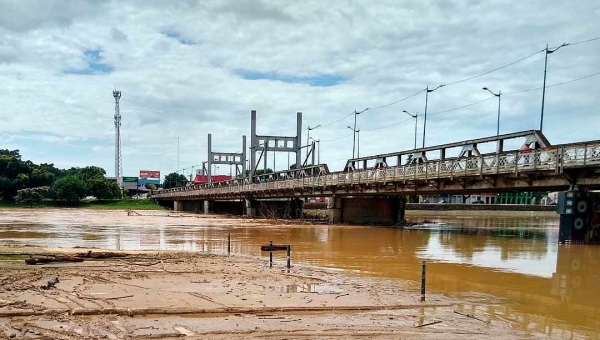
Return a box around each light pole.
[402,110,418,149]
[347,126,361,158]
[482,87,501,136]
[540,43,568,131]
[177,137,180,173]
[423,85,444,148]
[351,108,369,159]
[309,137,320,164]
[306,125,321,157]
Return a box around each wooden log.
[25,256,84,265]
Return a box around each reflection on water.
[0,209,599,337]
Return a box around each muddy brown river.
[1,208,599,338]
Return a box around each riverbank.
[0,246,555,339]
[0,199,165,210]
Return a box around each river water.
[0,209,598,337]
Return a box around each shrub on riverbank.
[0,199,164,210]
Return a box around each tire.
[574,217,585,230]
[577,201,588,213]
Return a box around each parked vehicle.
[472,199,485,204]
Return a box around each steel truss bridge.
[152,130,600,201]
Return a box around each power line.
[504,71,600,95]
[444,49,546,87]
[362,118,412,132]
[319,111,354,128]
[428,96,495,116]
[320,133,353,143]
[567,36,600,46]
[369,89,425,111]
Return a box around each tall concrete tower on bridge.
[113,90,123,188]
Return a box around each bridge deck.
[153,141,600,200]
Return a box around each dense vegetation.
[0,149,122,206]
[162,172,188,189]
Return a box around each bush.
[15,186,49,207]
[51,175,86,203]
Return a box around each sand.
[0,246,562,339]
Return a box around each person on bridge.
[521,144,531,165]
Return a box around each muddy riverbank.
[0,247,554,339]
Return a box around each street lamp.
[482,87,501,136]
[423,85,444,148]
[402,110,418,149]
[347,126,361,158]
[540,43,568,131]
[306,125,321,157]
[351,108,369,159]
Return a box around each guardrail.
[153,142,600,199]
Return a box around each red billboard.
[194,175,231,184]
[140,170,160,179]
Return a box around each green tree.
[15,187,49,207]
[30,168,53,187]
[163,173,188,189]
[88,177,122,199]
[146,184,157,190]
[51,175,86,202]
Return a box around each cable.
[362,118,412,132]
[444,49,545,87]
[319,111,354,128]
[428,96,495,116]
[504,71,600,95]
[567,36,600,46]
[320,133,353,143]
[369,89,425,111]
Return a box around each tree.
[51,175,86,203]
[15,187,48,207]
[163,173,188,189]
[146,184,157,190]
[88,177,122,199]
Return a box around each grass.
[0,199,165,210]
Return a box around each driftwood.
[454,310,487,322]
[260,245,289,251]
[415,320,442,328]
[26,256,84,265]
[75,251,130,259]
[40,278,59,290]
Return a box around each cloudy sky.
[1,0,599,179]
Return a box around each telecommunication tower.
[113,90,123,187]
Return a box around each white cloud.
[0,0,598,178]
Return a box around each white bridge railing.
[154,142,600,199]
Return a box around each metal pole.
[317,141,320,164]
[423,86,429,148]
[286,245,291,269]
[269,240,273,268]
[227,233,231,255]
[540,45,549,132]
[306,130,310,158]
[352,111,357,159]
[497,91,501,136]
[414,114,418,149]
[421,261,426,302]
[177,137,180,174]
[357,130,360,158]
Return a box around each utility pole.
[177,137,180,174]
[483,87,501,136]
[351,108,369,159]
[113,89,123,188]
[423,85,443,148]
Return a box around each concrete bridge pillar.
[244,199,257,217]
[327,196,343,224]
[173,201,184,212]
[203,200,214,214]
[557,190,599,244]
[393,196,407,224]
[291,198,304,219]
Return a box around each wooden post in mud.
[269,241,273,268]
[421,261,426,302]
[227,233,231,255]
[286,245,291,269]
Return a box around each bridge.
[151,111,600,243]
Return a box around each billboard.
[140,170,160,179]
[123,177,138,182]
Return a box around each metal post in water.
[286,245,291,269]
[269,240,273,268]
[227,233,231,255]
[421,261,426,302]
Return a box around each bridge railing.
[153,142,600,198]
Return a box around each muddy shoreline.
[0,246,564,339]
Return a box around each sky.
[0,0,599,180]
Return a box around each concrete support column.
[203,200,214,215]
[394,196,407,224]
[291,198,304,219]
[327,196,343,224]
[244,198,257,217]
[173,200,183,212]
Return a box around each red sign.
[140,170,160,179]
[194,175,231,184]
